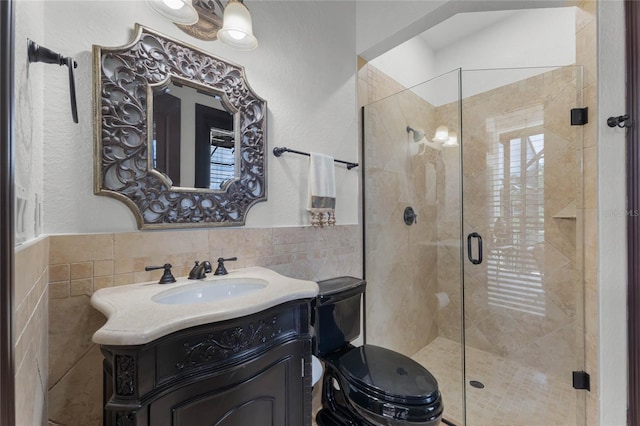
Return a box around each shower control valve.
[404,206,417,225]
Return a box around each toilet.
[312,277,443,426]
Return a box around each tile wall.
[46,225,362,426]
[14,236,48,426]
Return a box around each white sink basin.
[90,266,319,345]
[152,279,267,305]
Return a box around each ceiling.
[418,9,518,51]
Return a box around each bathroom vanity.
[91,267,318,426]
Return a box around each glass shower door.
[460,66,585,426]
[362,69,465,425]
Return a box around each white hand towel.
[308,152,336,226]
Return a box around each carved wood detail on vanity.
[115,411,137,426]
[175,314,288,371]
[114,355,136,396]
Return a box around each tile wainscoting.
[15,236,49,426]
[47,224,362,426]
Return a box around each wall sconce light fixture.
[431,125,458,147]
[146,0,199,25]
[442,130,458,147]
[433,125,449,143]
[406,125,458,153]
[146,0,258,50]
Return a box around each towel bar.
[272,147,358,170]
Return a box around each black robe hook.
[27,39,78,124]
[607,114,632,129]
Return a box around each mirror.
[94,24,267,229]
[150,78,240,190]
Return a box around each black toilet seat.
[330,344,443,424]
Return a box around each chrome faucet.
[188,260,212,280]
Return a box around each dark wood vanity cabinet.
[100,300,313,426]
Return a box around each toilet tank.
[313,277,366,356]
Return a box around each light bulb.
[146,0,198,24]
[443,131,458,147]
[162,0,186,10]
[433,125,450,143]
[228,30,246,40]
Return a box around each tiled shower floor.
[412,337,578,426]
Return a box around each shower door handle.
[467,232,483,265]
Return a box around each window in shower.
[487,124,546,316]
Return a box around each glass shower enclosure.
[362,66,585,425]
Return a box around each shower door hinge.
[571,107,589,125]
[572,370,591,391]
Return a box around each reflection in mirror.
[151,79,239,190]
[94,24,267,229]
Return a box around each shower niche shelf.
[552,201,577,219]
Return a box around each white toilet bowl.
[311,355,323,386]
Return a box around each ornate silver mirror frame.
[93,24,266,229]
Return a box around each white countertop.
[90,267,319,346]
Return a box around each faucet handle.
[145,263,176,284]
[188,261,200,280]
[214,257,237,275]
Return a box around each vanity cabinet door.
[149,340,306,426]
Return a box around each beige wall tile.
[70,279,93,296]
[93,260,113,277]
[114,258,133,274]
[48,345,103,426]
[15,236,49,307]
[583,146,597,210]
[114,273,134,287]
[93,275,114,291]
[49,234,113,264]
[48,296,106,386]
[14,260,48,426]
[70,262,93,280]
[49,282,70,299]
[49,264,69,283]
[113,230,208,259]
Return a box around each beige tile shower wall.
[47,225,361,426]
[361,64,440,357]
[14,237,49,426]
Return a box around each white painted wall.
[597,1,628,424]
[36,0,358,234]
[356,0,569,61]
[370,7,576,106]
[356,0,447,59]
[14,0,45,244]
